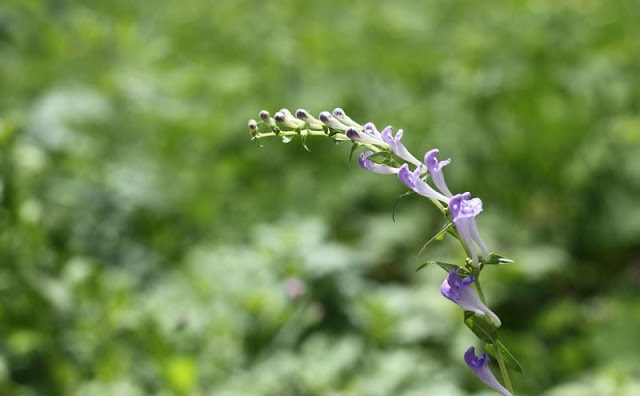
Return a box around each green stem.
[474,278,514,395]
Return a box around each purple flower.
[381,126,421,166]
[397,164,450,203]
[424,149,453,197]
[449,193,489,267]
[358,151,399,175]
[464,347,512,396]
[362,122,383,139]
[346,127,385,146]
[441,270,501,326]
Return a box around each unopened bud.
[319,111,348,131]
[276,108,305,128]
[295,109,323,130]
[248,119,258,137]
[332,108,362,128]
[259,110,270,121]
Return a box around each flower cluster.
[248,107,516,395]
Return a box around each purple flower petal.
[449,193,489,266]
[424,149,453,197]
[380,126,421,166]
[440,270,501,326]
[464,347,512,396]
[358,151,399,175]
[397,164,450,203]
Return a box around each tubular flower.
[397,164,450,203]
[464,347,512,396]
[358,151,399,175]
[440,270,501,326]
[449,192,489,267]
[424,149,453,197]
[380,126,421,166]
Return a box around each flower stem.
[474,278,514,395]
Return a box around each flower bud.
[319,111,348,131]
[276,108,305,128]
[332,108,362,128]
[248,119,258,137]
[295,109,323,130]
[259,110,275,127]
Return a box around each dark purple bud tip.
[319,111,331,123]
[259,110,270,121]
[274,112,285,123]
[295,109,309,120]
[333,108,345,118]
[248,119,257,130]
[346,127,359,139]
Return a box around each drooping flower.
[358,151,399,175]
[449,192,489,267]
[397,164,450,203]
[381,126,421,166]
[440,269,501,326]
[464,347,512,396]
[424,149,453,197]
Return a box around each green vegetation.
[1,0,639,395]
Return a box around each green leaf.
[464,311,499,344]
[365,151,391,164]
[417,261,459,273]
[484,253,514,265]
[392,190,415,222]
[417,222,452,259]
[484,341,525,375]
[348,142,359,163]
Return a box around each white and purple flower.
[424,149,453,197]
[397,164,450,203]
[464,347,512,396]
[381,126,421,166]
[358,151,399,175]
[449,192,489,267]
[441,269,501,326]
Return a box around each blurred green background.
[1,0,640,395]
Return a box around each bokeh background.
[1,0,640,395]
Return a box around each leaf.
[365,151,391,164]
[484,341,525,375]
[417,261,459,273]
[348,142,359,163]
[484,253,514,265]
[464,311,499,344]
[392,190,415,222]
[416,222,452,259]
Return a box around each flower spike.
[464,347,512,396]
[381,126,421,166]
[397,164,450,203]
[358,151,399,175]
[424,149,453,197]
[440,269,501,326]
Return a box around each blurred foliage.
[1,0,640,395]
